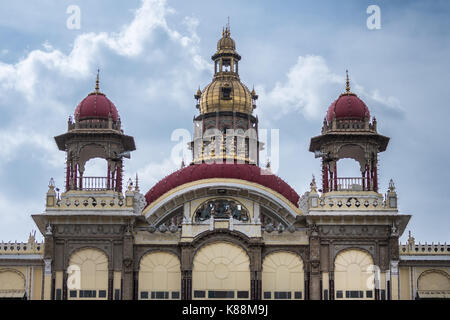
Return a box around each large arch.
[417,270,450,299]
[67,248,108,300]
[144,179,302,227]
[334,249,374,300]
[262,251,304,300]
[138,251,181,300]
[0,269,26,299]
[192,241,250,300]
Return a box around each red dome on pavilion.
[145,163,300,208]
[326,71,370,122]
[74,71,119,122]
[74,92,119,121]
[326,93,370,122]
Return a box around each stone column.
[121,229,134,300]
[309,225,321,300]
[249,244,262,300]
[43,229,54,300]
[180,244,193,300]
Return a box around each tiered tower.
[302,72,411,300]
[309,71,389,194]
[32,73,146,300]
[190,26,261,164]
[54,71,136,193]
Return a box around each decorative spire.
[310,175,317,193]
[95,68,100,93]
[135,173,140,192]
[345,70,351,93]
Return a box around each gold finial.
[135,173,140,192]
[345,69,350,93]
[95,68,100,93]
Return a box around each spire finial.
[345,69,350,93]
[135,173,140,192]
[95,68,100,93]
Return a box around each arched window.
[139,252,181,300]
[193,242,250,300]
[262,252,304,300]
[67,248,108,300]
[334,249,374,300]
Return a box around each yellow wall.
[0,266,43,300]
[138,252,181,300]
[193,242,250,300]
[334,249,374,300]
[67,248,108,300]
[262,251,304,300]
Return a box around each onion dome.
[199,79,254,114]
[326,71,370,122]
[197,26,256,115]
[74,71,119,122]
[216,27,236,52]
[145,163,300,208]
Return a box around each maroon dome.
[74,93,119,121]
[326,93,370,122]
[145,163,300,208]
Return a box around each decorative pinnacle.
[345,69,351,93]
[95,68,100,93]
[135,173,140,192]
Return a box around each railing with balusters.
[78,176,115,191]
[327,177,373,192]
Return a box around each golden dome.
[197,26,257,115]
[217,27,236,52]
[199,77,254,114]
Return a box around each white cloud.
[0,0,209,170]
[257,55,404,122]
[138,157,179,191]
[0,0,208,102]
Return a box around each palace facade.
[0,27,449,300]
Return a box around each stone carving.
[194,199,249,222]
[45,224,53,236]
[134,192,147,214]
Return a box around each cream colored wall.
[67,248,108,300]
[193,242,250,300]
[0,268,26,291]
[138,252,181,300]
[418,269,450,291]
[334,249,374,300]
[399,266,450,299]
[399,267,411,300]
[262,251,304,300]
[0,266,44,300]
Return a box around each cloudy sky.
[0,0,449,243]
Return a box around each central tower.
[190,26,261,165]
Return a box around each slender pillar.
[322,160,329,193]
[66,161,70,191]
[334,161,338,191]
[373,161,378,192]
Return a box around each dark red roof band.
[144,163,300,208]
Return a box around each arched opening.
[417,270,450,299]
[67,248,108,300]
[192,242,250,300]
[334,249,374,300]
[0,269,26,300]
[262,252,304,300]
[138,252,181,300]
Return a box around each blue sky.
[0,0,449,243]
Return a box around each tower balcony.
[324,177,374,193]
[69,176,119,192]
